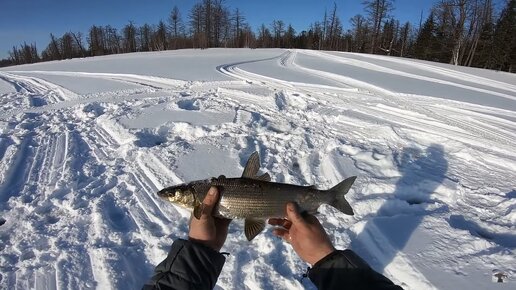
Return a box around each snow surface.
[0,48,515,290]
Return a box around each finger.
[268,218,286,226]
[268,218,292,229]
[286,202,306,225]
[202,186,219,205]
[273,228,293,244]
[272,228,289,238]
[200,187,218,218]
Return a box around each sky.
[0,0,505,59]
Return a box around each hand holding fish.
[269,202,335,266]
[188,187,232,252]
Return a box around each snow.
[0,48,515,289]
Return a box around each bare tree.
[257,24,273,48]
[232,8,246,47]
[189,3,206,48]
[435,0,470,65]
[350,14,369,52]
[363,0,394,53]
[398,22,412,57]
[169,6,185,49]
[271,20,285,47]
[464,0,493,66]
[61,33,75,59]
[139,24,153,51]
[71,32,86,57]
[153,21,169,51]
[122,21,137,53]
[88,25,105,56]
[104,25,121,54]
[50,33,62,59]
[326,3,342,50]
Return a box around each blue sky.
[0,0,504,59]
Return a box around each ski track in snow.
[0,49,515,289]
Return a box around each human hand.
[188,187,231,251]
[268,202,335,265]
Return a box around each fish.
[158,151,356,241]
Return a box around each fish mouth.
[157,187,175,199]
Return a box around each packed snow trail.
[0,49,515,289]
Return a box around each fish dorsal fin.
[251,172,271,182]
[244,218,266,241]
[218,175,226,180]
[242,152,260,178]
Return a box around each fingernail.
[208,187,216,195]
[287,203,294,211]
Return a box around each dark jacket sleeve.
[308,250,404,290]
[143,239,226,290]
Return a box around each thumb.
[200,187,219,218]
[286,202,305,225]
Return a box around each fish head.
[158,184,199,209]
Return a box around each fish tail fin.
[328,176,356,215]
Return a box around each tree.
[284,24,296,48]
[104,25,121,54]
[71,32,86,57]
[169,6,185,49]
[435,0,470,65]
[139,24,153,51]
[350,14,369,52]
[50,33,62,59]
[232,8,246,47]
[154,20,168,50]
[271,20,285,47]
[189,3,206,48]
[61,32,75,59]
[491,0,516,71]
[122,21,137,53]
[363,0,394,53]
[413,11,439,60]
[257,24,273,48]
[379,18,398,55]
[88,25,106,56]
[398,22,412,57]
[325,3,343,50]
[10,43,39,64]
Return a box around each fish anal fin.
[244,218,266,241]
[242,152,260,178]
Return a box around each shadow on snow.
[349,144,448,273]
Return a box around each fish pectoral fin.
[252,172,271,182]
[244,218,266,241]
[193,204,203,219]
[242,152,260,178]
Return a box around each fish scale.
[208,177,328,219]
[157,151,356,241]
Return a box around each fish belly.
[213,179,324,219]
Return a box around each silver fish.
[158,152,356,241]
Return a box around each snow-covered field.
[0,48,515,289]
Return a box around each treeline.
[3,0,515,72]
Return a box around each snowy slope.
[0,48,515,290]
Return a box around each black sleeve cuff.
[309,250,404,290]
[146,239,226,290]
